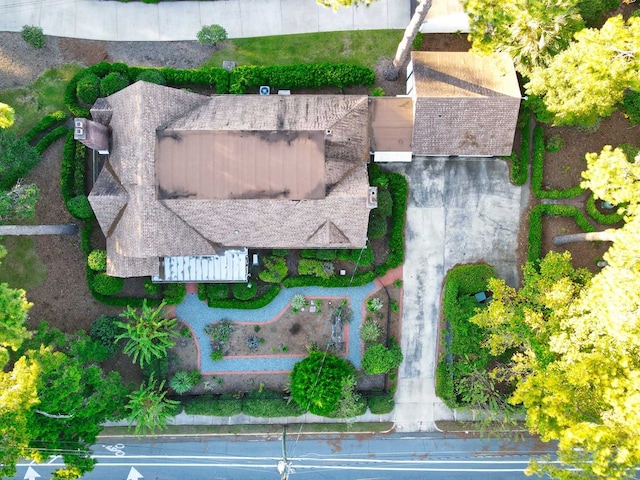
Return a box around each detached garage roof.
[410,51,521,157]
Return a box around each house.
[84,82,375,282]
[406,51,521,157]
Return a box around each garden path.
[176,282,377,374]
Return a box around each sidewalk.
[0,0,410,41]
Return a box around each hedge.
[435,359,455,408]
[207,284,282,309]
[232,281,258,300]
[23,111,67,144]
[241,391,307,417]
[531,126,585,199]
[527,204,597,263]
[60,129,86,203]
[367,212,388,239]
[182,394,242,416]
[367,393,395,414]
[508,113,529,186]
[163,283,186,305]
[585,193,624,225]
[229,63,375,94]
[66,195,94,221]
[100,72,129,97]
[65,63,230,117]
[301,249,336,261]
[35,125,69,154]
[92,272,125,295]
[86,265,157,307]
[298,258,332,279]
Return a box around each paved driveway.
[386,157,526,431]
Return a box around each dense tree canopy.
[290,351,356,416]
[0,102,15,129]
[463,0,583,76]
[471,146,640,478]
[526,15,640,126]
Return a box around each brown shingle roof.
[410,52,521,156]
[89,83,372,277]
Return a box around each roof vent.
[74,118,87,140]
[325,129,333,137]
[259,86,270,95]
[74,119,83,128]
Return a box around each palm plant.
[115,299,178,369]
[125,377,180,435]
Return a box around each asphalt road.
[13,432,555,480]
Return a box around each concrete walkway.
[0,0,410,41]
[386,157,526,431]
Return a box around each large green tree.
[526,15,640,126]
[290,351,356,416]
[125,377,180,436]
[471,144,640,477]
[464,0,583,76]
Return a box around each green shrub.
[89,315,123,356]
[298,258,332,279]
[576,0,607,26]
[301,249,337,261]
[163,283,186,305]
[197,24,228,46]
[66,195,94,220]
[136,69,167,85]
[170,370,201,394]
[367,393,395,414]
[336,246,374,266]
[88,249,107,271]
[0,129,41,190]
[622,89,640,125]
[23,111,67,144]
[435,360,456,408]
[207,285,281,309]
[144,278,162,296]
[509,112,530,186]
[92,272,125,295]
[271,249,289,257]
[412,31,424,50]
[140,356,168,383]
[76,73,101,105]
[182,394,242,416]
[210,348,223,361]
[370,87,386,97]
[290,352,356,416]
[205,319,234,344]
[523,94,555,124]
[545,134,563,152]
[203,283,229,300]
[585,194,624,225]
[258,255,288,283]
[100,72,129,97]
[242,391,306,417]
[232,281,258,300]
[360,319,382,344]
[81,222,93,255]
[21,25,46,48]
[361,341,403,375]
[367,212,387,239]
[375,188,393,217]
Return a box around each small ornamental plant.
[21,25,46,48]
[366,297,383,313]
[197,24,228,47]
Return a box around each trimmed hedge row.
[435,360,455,408]
[181,390,393,417]
[65,62,375,117]
[229,63,375,94]
[206,284,282,309]
[531,126,585,199]
[509,113,529,186]
[585,194,624,225]
[527,204,597,263]
[65,62,230,116]
[60,129,86,203]
[34,125,69,154]
[23,110,67,144]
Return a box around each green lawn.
[0,235,47,290]
[202,30,403,69]
[0,63,82,135]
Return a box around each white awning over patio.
[153,249,249,283]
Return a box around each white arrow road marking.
[24,466,41,480]
[126,466,143,480]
